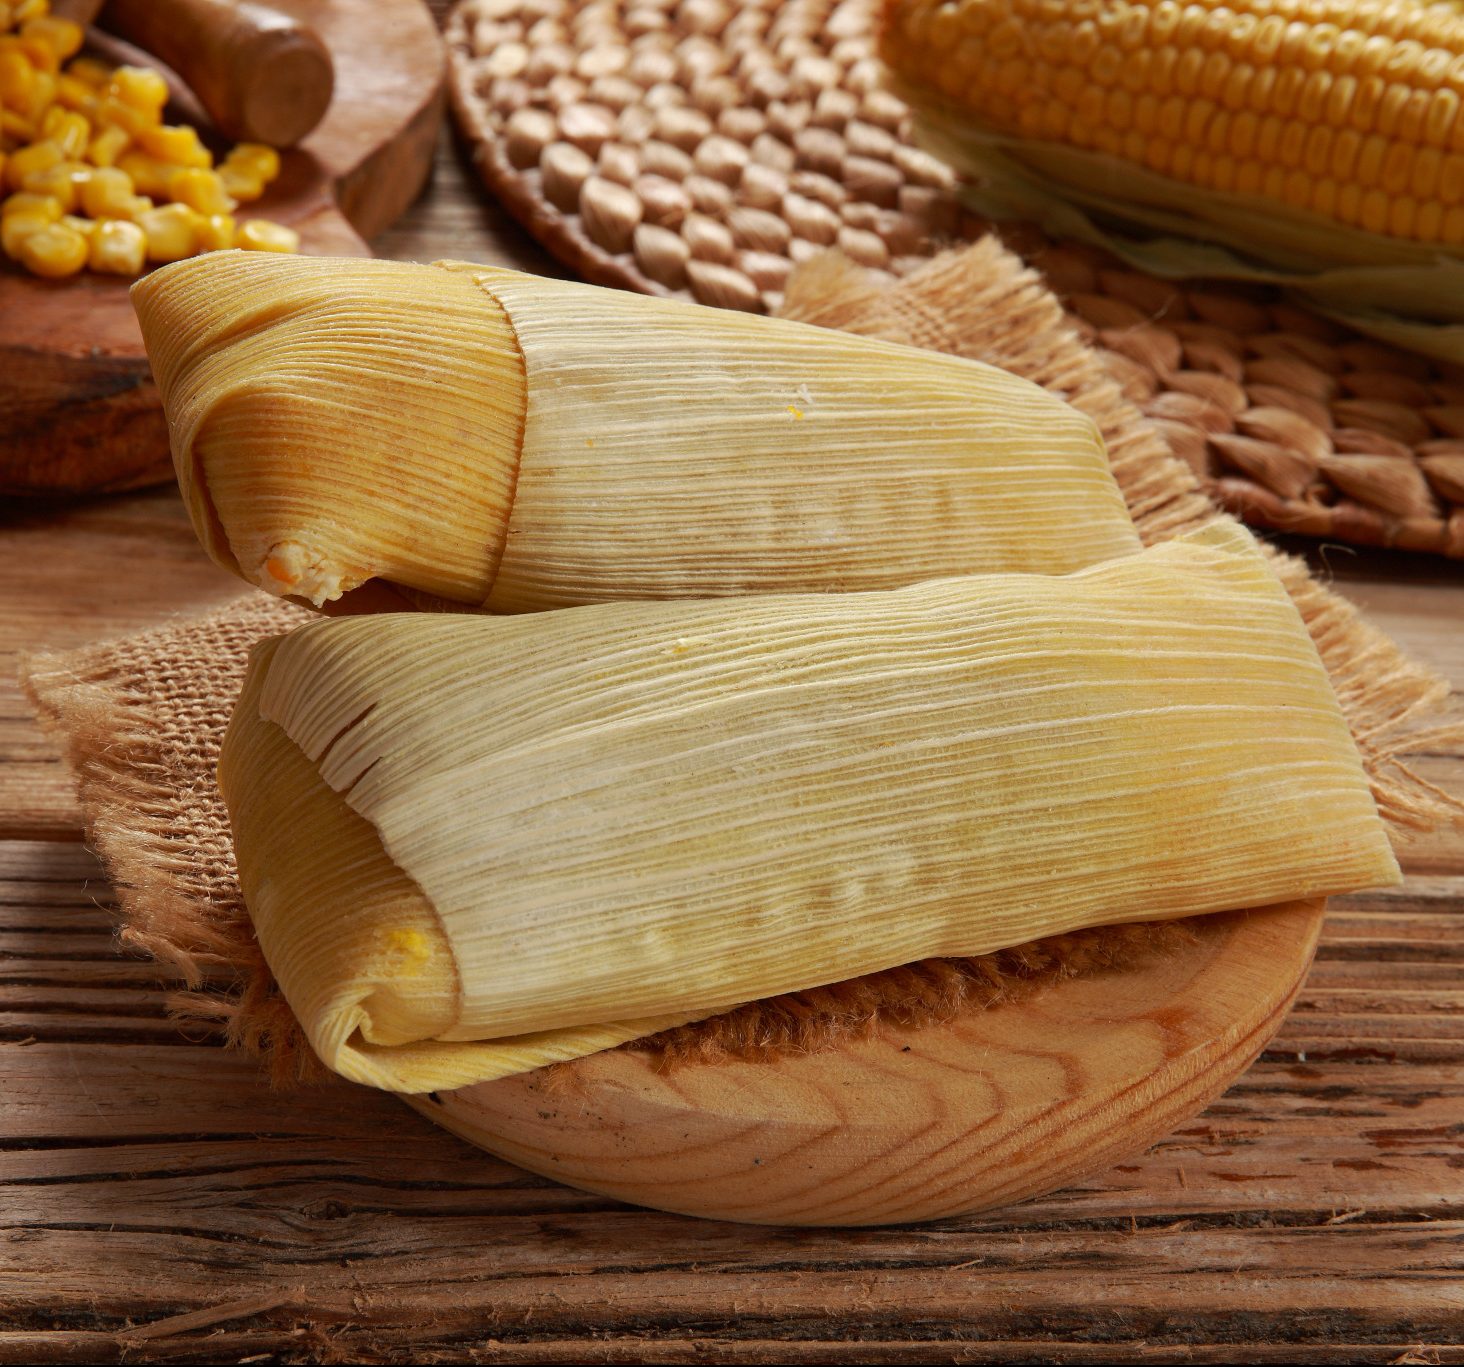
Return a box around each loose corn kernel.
[21,159,86,208]
[16,218,86,275]
[94,94,152,138]
[167,166,233,215]
[139,123,210,168]
[0,14,288,278]
[115,148,170,196]
[137,201,198,261]
[40,105,88,158]
[194,211,234,251]
[88,216,144,274]
[15,31,58,75]
[85,123,129,166]
[109,65,168,113]
[54,72,96,114]
[79,165,133,218]
[0,49,36,111]
[5,137,60,191]
[66,56,112,89]
[226,142,280,183]
[15,66,55,120]
[1,208,52,256]
[1,189,59,220]
[21,16,82,62]
[217,162,262,203]
[236,218,298,252]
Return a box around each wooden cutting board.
[420,898,1327,1226]
[0,0,445,498]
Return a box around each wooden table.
[5,113,1464,1367]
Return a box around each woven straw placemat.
[23,240,1463,1084]
[445,0,1464,559]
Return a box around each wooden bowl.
[412,898,1324,1226]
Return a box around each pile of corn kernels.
[1,0,299,278]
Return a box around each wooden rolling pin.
[100,0,334,148]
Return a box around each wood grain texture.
[1,836,1461,1362]
[0,0,445,498]
[427,901,1326,1226]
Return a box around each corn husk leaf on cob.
[881,0,1464,362]
[220,523,1399,1094]
[906,102,1464,363]
[131,251,1140,612]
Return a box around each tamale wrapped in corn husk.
[220,523,1399,1094]
[132,251,1140,610]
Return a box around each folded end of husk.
[219,634,710,1092]
[132,252,528,609]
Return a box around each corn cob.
[220,523,1398,1092]
[133,251,1140,612]
[881,0,1464,354]
[884,0,1464,243]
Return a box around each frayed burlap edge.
[22,239,1464,1084]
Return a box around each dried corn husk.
[901,93,1464,364]
[220,523,1398,1093]
[132,251,1139,611]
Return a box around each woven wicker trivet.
[445,0,1464,559]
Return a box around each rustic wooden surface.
[3,55,1464,1364]
[0,0,445,498]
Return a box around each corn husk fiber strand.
[220,523,1398,1093]
[133,251,1141,610]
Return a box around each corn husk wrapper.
[904,92,1464,364]
[219,523,1399,1094]
[132,252,1140,611]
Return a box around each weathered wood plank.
[2,1335,1460,1366]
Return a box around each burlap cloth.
[23,240,1464,1086]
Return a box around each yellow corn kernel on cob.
[882,0,1464,247]
[220,523,1399,1092]
[132,252,1141,612]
